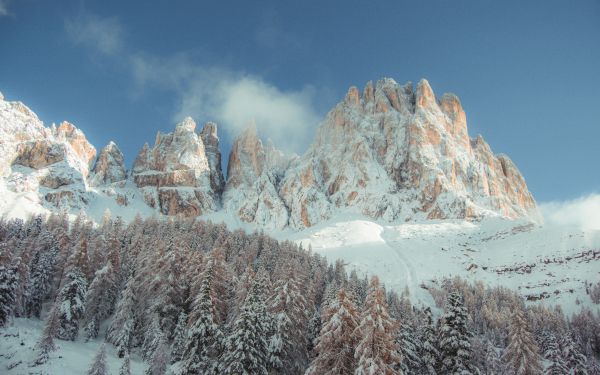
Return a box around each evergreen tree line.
[0,213,598,374]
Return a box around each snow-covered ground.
[0,318,147,374]
[284,214,600,315]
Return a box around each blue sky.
[0,0,599,203]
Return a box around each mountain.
[0,78,539,228]
[0,79,598,311]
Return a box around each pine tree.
[354,276,402,375]
[180,267,223,375]
[31,305,59,366]
[418,307,439,375]
[83,263,118,340]
[0,265,18,327]
[107,276,136,357]
[268,267,310,374]
[119,353,132,375]
[56,268,88,340]
[25,239,57,318]
[397,322,422,374]
[560,335,589,375]
[438,291,475,375]
[170,311,188,363]
[483,340,503,375]
[306,288,360,375]
[502,308,543,375]
[87,343,108,375]
[219,271,271,375]
[544,334,567,375]
[146,337,170,375]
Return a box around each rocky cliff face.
[223,125,294,229]
[0,77,538,228]
[131,117,223,216]
[227,78,536,228]
[90,142,127,186]
[0,96,96,209]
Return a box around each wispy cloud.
[131,53,320,152]
[66,12,321,153]
[65,12,123,55]
[0,0,14,17]
[539,194,600,231]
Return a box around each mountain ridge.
[0,77,538,229]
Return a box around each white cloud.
[65,13,123,55]
[539,194,600,231]
[131,54,320,153]
[67,13,322,153]
[0,0,13,17]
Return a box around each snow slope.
[285,215,600,315]
[0,318,147,374]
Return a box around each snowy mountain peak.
[0,77,537,227]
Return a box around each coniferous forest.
[1,213,599,374]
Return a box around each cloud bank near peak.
[539,193,600,231]
[65,12,322,154]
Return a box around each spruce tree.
[87,343,108,375]
[560,335,589,375]
[107,276,136,357]
[306,288,360,375]
[0,265,18,327]
[483,340,503,375]
[180,266,223,375]
[31,305,59,366]
[219,271,271,375]
[268,268,310,374]
[56,268,88,340]
[502,308,543,375]
[170,311,188,363]
[544,334,567,375]
[119,353,131,375]
[354,276,402,375]
[438,291,475,375]
[418,307,439,375]
[83,263,117,340]
[397,322,422,374]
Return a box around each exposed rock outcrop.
[90,141,127,186]
[131,117,220,216]
[223,126,293,229]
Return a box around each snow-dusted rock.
[200,122,225,195]
[90,142,126,186]
[131,117,219,216]
[258,78,536,228]
[223,126,293,229]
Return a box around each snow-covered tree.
[0,265,18,326]
[146,337,170,375]
[483,340,503,375]
[561,334,589,375]
[306,288,360,375]
[268,266,310,374]
[87,343,108,375]
[544,334,567,375]
[418,307,439,375]
[438,291,476,375]
[119,353,131,375]
[354,276,402,375]
[180,266,223,375]
[397,321,421,374]
[25,239,57,318]
[31,305,59,366]
[502,308,543,375]
[56,268,88,340]
[107,276,136,357]
[219,271,272,375]
[83,263,118,340]
[170,311,188,363]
